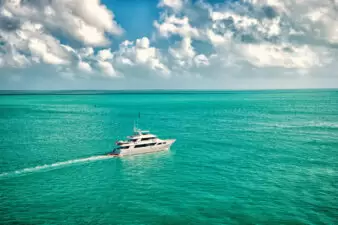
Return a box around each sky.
[0,0,338,90]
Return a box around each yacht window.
[140,137,155,141]
[128,138,137,142]
[135,143,156,148]
[120,146,129,149]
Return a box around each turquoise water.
[0,90,337,224]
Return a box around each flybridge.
[128,133,156,139]
[133,128,150,135]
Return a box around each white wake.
[0,155,112,179]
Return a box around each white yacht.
[108,126,175,157]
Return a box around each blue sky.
[0,0,337,90]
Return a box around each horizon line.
[0,87,337,94]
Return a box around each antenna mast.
[133,112,140,133]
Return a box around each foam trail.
[0,155,113,179]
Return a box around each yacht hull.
[117,139,175,157]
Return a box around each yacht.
[108,126,176,157]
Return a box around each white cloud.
[169,37,196,68]
[0,45,30,68]
[209,8,283,42]
[194,54,209,67]
[1,0,338,86]
[246,0,338,44]
[211,11,258,29]
[206,29,232,46]
[158,0,184,12]
[118,57,134,66]
[136,37,150,49]
[154,15,199,38]
[239,43,324,69]
[97,61,116,76]
[79,47,94,58]
[69,41,173,77]
[0,20,74,67]
[2,0,123,46]
[0,0,124,77]
[78,61,92,73]
[97,48,113,61]
[0,7,12,17]
[151,0,338,78]
[114,37,170,77]
[28,38,68,65]
[170,37,195,60]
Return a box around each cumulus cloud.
[28,38,68,65]
[194,54,209,67]
[1,0,338,85]
[158,0,184,12]
[0,20,75,67]
[1,0,123,46]
[78,61,92,73]
[170,37,195,60]
[169,37,196,68]
[153,0,337,76]
[154,15,200,38]
[0,45,30,68]
[97,48,114,61]
[114,37,170,77]
[97,61,116,76]
[239,43,324,69]
[0,0,123,77]
[78,47,95,58]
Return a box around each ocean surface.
[0,90,337,225]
